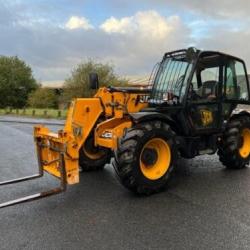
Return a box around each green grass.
[0,108,67,119]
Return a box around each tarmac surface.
[0,116,250,250]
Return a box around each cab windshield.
[150,51,192,104]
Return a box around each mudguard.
[129,112,179,132]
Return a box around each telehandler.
[1,47,250,208]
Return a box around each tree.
[62,60,128,103]
[0,56,38,108]
[28,87,58,109]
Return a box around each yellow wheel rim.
[140,138,171,180]
[239,128,250,158]
[82,147,105,160]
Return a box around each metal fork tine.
[0,187,65,209]
[0,174,42,186]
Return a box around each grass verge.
[0,108,67,119]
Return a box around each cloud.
[100,11,177,39]
[98,11,192,74]
[100,16,132,34]
[98,10,191,60]
[65,16,94,30]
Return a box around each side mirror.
[89,73,99,90]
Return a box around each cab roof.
[163,47,244,64]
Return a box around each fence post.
[16,109,19,115]
[32,110,35,116]
[58,110,61,118]
[44,110,47,117]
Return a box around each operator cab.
[149,48,250,132]
[149,48,249,108]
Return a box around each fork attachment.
[0,136,67,209]
[0,98,106,208]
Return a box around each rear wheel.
[218,116,250,169]
[79,135,111,171]
[113,120,178,195]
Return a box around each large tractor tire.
[79,135,111,171]
[113,120,178,195]
[218,116,250,169]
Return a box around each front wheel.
[79,135,111,171]
[113,120,178,195]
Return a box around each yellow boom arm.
[34,87,148,185]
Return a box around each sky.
[0,0,250,84]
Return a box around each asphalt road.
[0,116,250,250]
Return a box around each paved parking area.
[0,116,250,250]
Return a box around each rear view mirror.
[89,73,99,90]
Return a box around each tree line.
[0,56,128,109]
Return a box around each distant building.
[42,81,64,88]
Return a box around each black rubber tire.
[218,116,250,169]
[79,135,111,171]
[113,120,178,195]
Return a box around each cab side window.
[224,60,249,101]
[189,66,219,101]
[200,67,219,99]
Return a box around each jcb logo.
[200,110,213,126]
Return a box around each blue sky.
[0,0,250,84]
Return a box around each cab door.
[187,60,222,133]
